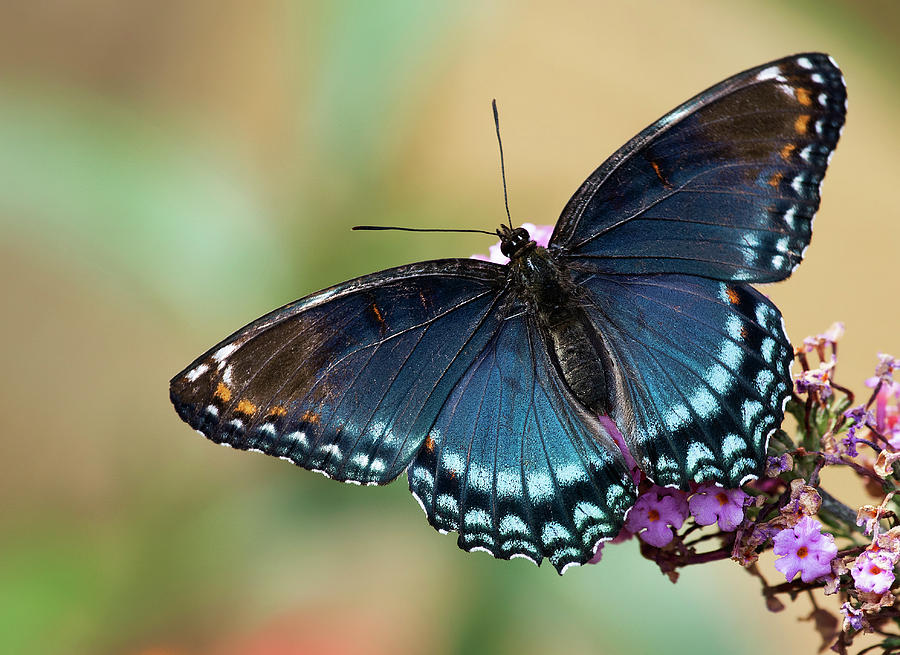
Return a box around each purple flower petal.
[772,516,838,583]
[688,483,748,531]
[852,550,896,594]
[624,486,689,547]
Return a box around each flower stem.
[818,487,865,534]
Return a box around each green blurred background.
[2,2,898,654]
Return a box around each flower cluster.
[475,227,900,653]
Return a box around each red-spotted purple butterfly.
[171,53,846,573]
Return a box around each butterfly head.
[497,224,535,259]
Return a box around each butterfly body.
[504,233,613,415]
[171,53,846,573]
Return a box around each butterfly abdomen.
[511,247,612,415]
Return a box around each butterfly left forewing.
[170,259,507,485]
[550,52,846,283]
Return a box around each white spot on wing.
[318,443,343,459]
[755,66,785,82]
[541,521,571,546]
[526,471,553,502]
[686,442,715,471]
[213,344,238,363]
[664,403,690,431]
[464,509,491,529]
[286,431,308,447]
[556,463,587,485]
[437,493,458,516]
[722,434,746,459]
[783,206,798,229]
[185,363,209,382]
[688,388,718,419]
[500,514,528,536]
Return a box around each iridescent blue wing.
[170,259,508,485]
[573,270,792,488]
[550,53,846,282]
[407,307,637,573]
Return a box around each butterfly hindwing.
[550,53,846,283]
[407,308,636,572]
[170,259,508,485]
[573,271,793,488]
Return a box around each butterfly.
[170,53,846,573]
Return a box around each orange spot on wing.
[794,114,810,135]
[372,304,384,324]
[214,382,232,403]
[726,287,740,305]
[424,435,435,452]
[302,410,321,425]
[795,87,812,106]
[780,143,796,161]
[269,405,288,417]
[651,160,671,187]
[767,172,783,188]
[740,325,749,339]
[236,399,257,416]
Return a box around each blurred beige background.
[1,1,897,654]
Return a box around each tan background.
[1,1,898,654]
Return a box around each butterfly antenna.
[492,99,513,230]
[352,225,496,235]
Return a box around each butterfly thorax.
[506,238,612,415]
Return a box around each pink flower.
[772,516,838,583]
[764,453,793,477]
[799,322,844,354]
[794,357,835,399]
[864,378,900,448]
[851,549,896,594]
[470,223,553,264]
[624,486,689,547]
[688,483,748,531]
[873,353,900,383]
[840,602,867,632]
